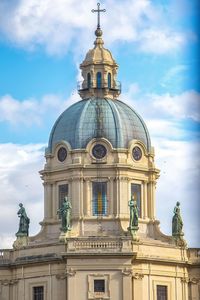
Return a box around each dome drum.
[77,79,121,98]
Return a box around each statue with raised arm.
[16,203,30,237]
[128,195,139,229]
[172,201,183,237]
[58,196,72,232]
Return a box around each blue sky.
[0,0,199,248]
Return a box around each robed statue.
[16,203,30,237]
[172,201,183,237]
[128,195,139,229]
[57,196,72,232]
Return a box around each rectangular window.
[94,279,105,293]
[92,182,107,216]
[33,286,44,300]
[58,184,68,218]
[157,285,168,300]
[131,183,141,217]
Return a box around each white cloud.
[123,85,200,122]
[150,91,200,122]
[138,28,186,54]
[0,0,193,55]
[0,92,80,127]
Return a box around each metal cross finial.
[91,3,106,29]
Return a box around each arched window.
[96,72,102,88]
[87,73,91,88]
[108,73,111,88]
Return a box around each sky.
[0,0,199,249]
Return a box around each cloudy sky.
[0,0,199,248]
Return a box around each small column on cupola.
[78,3,121,100]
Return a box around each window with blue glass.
[87,73,91,88]
[131,183,141,217]
[107,73,111,88]
[92,182,107,216]
[96,72,102,88]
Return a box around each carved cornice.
[132,273,144,280]
[121,269,144,280]
[189,277,200,284]
[0,279,18,286]
[180,277,189,284]
[122,268,132,276]
[56,268,76,280]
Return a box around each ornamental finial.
[91,3,106,37]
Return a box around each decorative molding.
[122,268,144,279]
[0,279,18,286]
[132,273,144,280]
[181,277,189,284]
[122,268,132,276]
[56,268,76,280]
[189,277,200,284]
[66,268,76,277]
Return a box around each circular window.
[57,147,67,162]
[132,146,142,161]
[92,144,107,159]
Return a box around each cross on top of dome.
[77,3,121,100]
[92,3,106,37]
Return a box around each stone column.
[44,183,52,219]
[120,177,128,218]
[71,178,80,218]
[132,273,144,300]
[52,183,57,219]
[66,269,76,300]
[113,177,118,216]
[147,180,156,219]
[122,269,132,300]
[43,182,48,219]
[143,181,148,219]
[109,178,114,216]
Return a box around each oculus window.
[92,144,107,159]
[57,147,67,162]
[92,182,107,216]
[157,285,168,300]
[33,286,44,300]
[131,183,141,217]
[58,184,68,218]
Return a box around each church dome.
[47,98,151,153]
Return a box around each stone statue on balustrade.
[57,196,72,232]
[16,203,30,237]
[128,195,139,241]
[172,201,186,246]
[172,201,184,237]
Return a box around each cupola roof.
[47,98,151,153]
[80,32,117,68]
